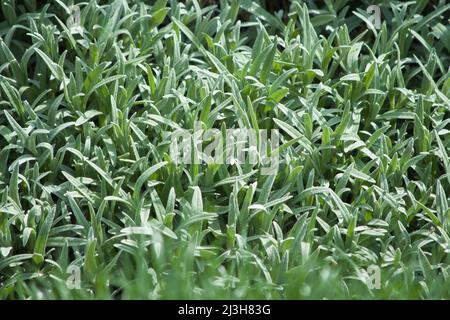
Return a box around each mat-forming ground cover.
[0,0,449,299]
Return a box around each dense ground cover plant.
[0,0,449,299]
